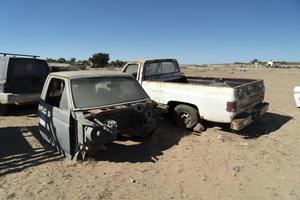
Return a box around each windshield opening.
[71,77,149,109]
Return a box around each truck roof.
[50,70,132,79]
[128,58,177,63]
[0,52,39,59]
[0,56,44,62]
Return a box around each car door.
[140,62,164,103]
[38,77,72,158]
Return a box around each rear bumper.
[230,102,269,130]
[0,93,41,105]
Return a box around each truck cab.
[38,71,160,160]
[123,59,182,84]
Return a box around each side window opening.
[59,88,69,110]
[124,64,138,74]
[45,78,67,110]
[124,64,139,78]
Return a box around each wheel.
[173,104,199,129]
[0,103,8,115]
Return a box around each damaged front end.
[72,100,160,161]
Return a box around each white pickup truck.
[122,58,269,131]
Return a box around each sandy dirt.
[1,67,300,200]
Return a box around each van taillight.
[226,101,237,112]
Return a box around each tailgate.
[235,80,265,114]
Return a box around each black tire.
[0,104,8,115]
[173,104,199,129]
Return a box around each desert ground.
[0,66,300,200]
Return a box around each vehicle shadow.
[206,112,292,139]
[0,126,63,177]
[5,104,38,117]
[238,112,293,139]
[93,118,191,163]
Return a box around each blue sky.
[0,0,299,64]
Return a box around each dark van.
[0,53,50,114]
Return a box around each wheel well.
[167,101,199,113]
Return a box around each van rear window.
[8,58,49,77]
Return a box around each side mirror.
[132,72,137,78]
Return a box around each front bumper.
[230,102,269,130]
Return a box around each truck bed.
[174,76,261,88]
[157,75,265,115]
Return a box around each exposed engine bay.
[84,100,160,138]
[71,100,160,160]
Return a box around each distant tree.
[280,61,287,64]
[80,60,90,65]
[89,53,110,68]
[76,60,90,70]
[56,57,67,63]
[68,57,76,64]
[111,60,126,68]
[250,59,259,64]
